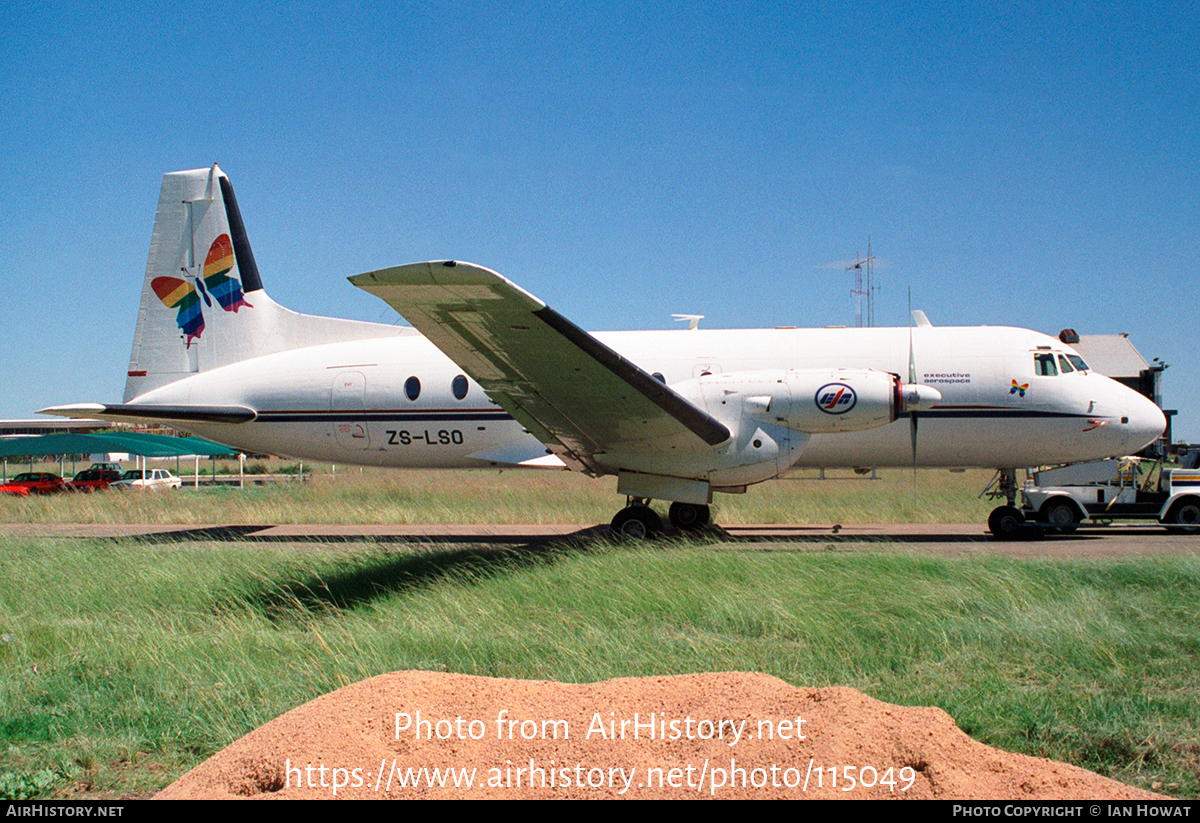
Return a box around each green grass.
[0,465,997,525]
[1,534,1198,798]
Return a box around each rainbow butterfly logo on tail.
[151,234,253,347]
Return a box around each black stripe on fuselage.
[252,407,1087,424]
[914,408,1094,419]
[254,410,514,423]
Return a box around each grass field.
[1,467,1197,799]
[1,463,998,525]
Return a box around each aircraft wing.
[350,261,731,475]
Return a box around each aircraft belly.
[794,414,1090,469]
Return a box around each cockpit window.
[1057,354,1075,374]
[1065,354,1089,372]
[1034,353,1058,376]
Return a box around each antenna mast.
[866,237,875,327]
[846,239,876,328]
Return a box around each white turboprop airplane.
[42,165,1166,538]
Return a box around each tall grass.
[0,466,996,525]
[1,534,1197,797]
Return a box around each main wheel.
[1040,499,1080,533]
[610,506,663,540]
[668,502,710,531]
[988,505,1025,540]
[1164,497,1200,534]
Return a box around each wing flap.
[350,262,730,474]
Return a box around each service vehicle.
[988,459,1200,537]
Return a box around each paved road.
[2,522,1197,557]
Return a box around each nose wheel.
[988,505,1025,540]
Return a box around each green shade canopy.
[0,432,238,459]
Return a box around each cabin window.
[1034,353,1058,376]
[405,376,421,401]
[1057,355,1075,374]
[452,374,469,400]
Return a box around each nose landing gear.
[987,504,1025,540]
[985,468,1042,540]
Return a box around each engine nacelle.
[788,368,904,433]
[676,368,941,435]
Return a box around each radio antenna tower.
[846,238,875,327]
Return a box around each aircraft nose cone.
[1126,391,1167,452]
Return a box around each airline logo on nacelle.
[815,383,857,415]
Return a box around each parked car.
[111,469,183,491]
[66,469,123,492]
[85,462,123,473]
[0,472,69,496]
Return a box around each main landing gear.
[668,501,711,530]
[609,499,712,539]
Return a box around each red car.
[0,472,69,496]
[65,469,123,492]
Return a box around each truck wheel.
[988,505,1024,540]
[1040,500,1080,533]
[1165,498,1200,534]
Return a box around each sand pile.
[157,671,1159,799]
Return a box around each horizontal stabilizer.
[39,403,257,425]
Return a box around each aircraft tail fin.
[125,165,405,401]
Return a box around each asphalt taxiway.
[2,522,1197,557]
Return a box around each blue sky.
[2,1,1197,438]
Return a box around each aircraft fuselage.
[131,323,1162,474]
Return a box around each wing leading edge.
[350,261,731,475]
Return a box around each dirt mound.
[157,671,1159,799]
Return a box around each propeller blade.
[908,287,917,496]
[908,287,917,466]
